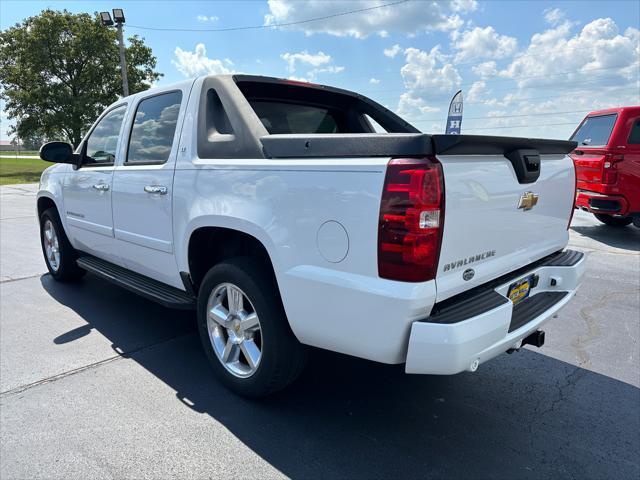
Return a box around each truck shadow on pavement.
[570,223,640,251]
[42,274,640,479]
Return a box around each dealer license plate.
[507,275,535,305]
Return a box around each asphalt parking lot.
[1,183,638,479]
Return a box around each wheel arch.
[186,225,281,295]
[37,189,75,248]
[37,195,58,218]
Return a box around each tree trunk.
[72,130,82,149]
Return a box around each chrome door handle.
[144,185,167,195]
[92,183,109,191]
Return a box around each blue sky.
[1,0,639,141]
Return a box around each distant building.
[0,140,23,152]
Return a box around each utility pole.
[115,21,129,97]
[100,9,129,97]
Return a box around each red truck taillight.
[568,159,577,230]
[378,157,444,282]
[602,153,624,184]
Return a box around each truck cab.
[570,106,640,227]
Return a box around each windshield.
[570,114,617,147]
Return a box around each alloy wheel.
[43,219,60,272]
[206,282,263,378]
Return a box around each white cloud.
[459,89,632,138]
[308,65,345,80]
[265,0,476,38]
[455,18,640,138]
[280,51,344,80]
[398,93,441,116]
[452,26,518,62]
[500,18,639,89]
[396,45,461,117]
[383,44,402,58]
[172,44,233,77]
[287,75,309,82]
[382,17,638,139]
[472,61,497,78]
[281,50,331,72]
[451,0,478,12]
[400,46,462,95]
[466,80,486,102]
[370,78,380,84]
[196,15,219,22]
[311,65,345,75]
[543,8,565,26]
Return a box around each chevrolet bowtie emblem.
[518,191,539,211]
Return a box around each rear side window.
[365,114,388,133]
[250,101,339,134]
[126,91,182,165]
[627,118,640,144]
[235,78,417,136]
[570,114,617,147]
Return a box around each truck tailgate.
[430,134,577,302]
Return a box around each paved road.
[1,184,638,479]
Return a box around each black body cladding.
[260,133,434,158]
[505,149,541,184]
[431,134,577,155]
[196,75,578,167]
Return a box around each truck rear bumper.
[576,189,629,215]
[405,250,586,375]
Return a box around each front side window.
[84,105,127,165]
[570,114,617,147]
[126,91,183,165]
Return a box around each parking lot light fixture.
[100,12,114,26]
[112,9,125,24]
[100,8,129,97]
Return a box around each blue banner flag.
[445,90,463,135]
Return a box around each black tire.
[633,217,640,229]
[594,213,633,227]
[197,257,307,398]
[39,207,85,281]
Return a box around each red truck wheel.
[594,214,633,227]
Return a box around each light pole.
[100,9,129,97]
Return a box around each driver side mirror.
[39,141,80,166]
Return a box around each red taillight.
[378,157,444,282]
[568,159,577,230]
[602,153,624,184]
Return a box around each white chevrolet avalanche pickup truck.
[37,75,585,397]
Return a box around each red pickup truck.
[570,106,640,228]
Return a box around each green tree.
[20,133,45,151]
[0,9,162,147]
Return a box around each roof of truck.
[167,74,363,97]
[111,74,347,107]
[583,105,640,117]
